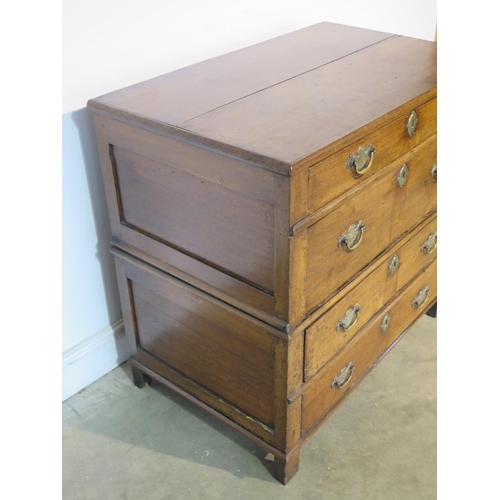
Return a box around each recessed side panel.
[92,114,278,320]
[124,257,276,428]
[113,145,275,293]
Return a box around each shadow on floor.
[64,361,276,483]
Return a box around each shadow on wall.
[62,106,127,374]
[72,108,121,325]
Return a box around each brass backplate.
[397,164,409,188]
[381,313,391,332]
[406,110,418,137]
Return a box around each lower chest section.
[114,210,437,449]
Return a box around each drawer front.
[394,215,437,290]
[302,259,437,434]
[305,136,436,313]
[304,215,437,380]
[308,98,436,214]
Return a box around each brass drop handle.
[346,143,376,176]
[331,361,355,389]
[412,286,430,309]
[431,164,437,181]
[421,232,437,254]
[336,304,361,332]
[407,110,419,137]
[338,220,365,252]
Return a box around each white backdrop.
[62,0,437,400]
[63,0,436,113]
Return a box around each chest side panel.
[96,115,279,299]
[122,255,276,428]
[112,145,276,293]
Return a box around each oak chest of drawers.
[88,22,437,484]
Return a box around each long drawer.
[304,215,437,380]
[305,135,437,313]
[302,258,437,434]
[308,98,436,214]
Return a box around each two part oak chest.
[88,22,437,484]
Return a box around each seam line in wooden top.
[88,34,412,177]
[176,34,396,127]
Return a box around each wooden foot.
[426,302,437,318]
[274,451,300,485]
[132,365,152,388]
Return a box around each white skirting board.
[62,319,129,401]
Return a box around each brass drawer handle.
[336,304,361,332]
[412,286,430,309]
[331,361,355,389]
[346,143,376,176]
[431,164,437,181]
[421,232,437,254]
[338,220,365,252]
[406,110,419,137]
[381,313,391,332]
[388,254,400,276]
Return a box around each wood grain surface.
[182,35,436,164]
[302,259,437,433]
[123,255,276,427]
[305,135,437,312]
[93,113,282,317]
[308,98,437,213]
[113,145,275,292]
[90,23,392,126]
[304,214,436,380]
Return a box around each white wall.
[62,109,127,400]
[62,0,436,400]
[63,1,436,113]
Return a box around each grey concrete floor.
[63,315,436,500]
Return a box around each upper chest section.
[88,22,436,172]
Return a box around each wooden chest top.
[88,22,436,173]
